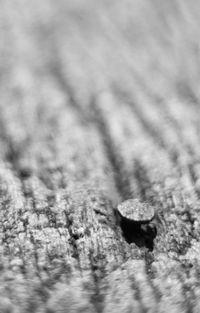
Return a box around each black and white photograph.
[0,1,200,312]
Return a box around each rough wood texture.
[0,0,200,312]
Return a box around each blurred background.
[1,0,200,106]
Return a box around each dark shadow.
[120,217,157,251]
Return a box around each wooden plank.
[0,0,200,312]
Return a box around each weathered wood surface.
[0,0,200,312]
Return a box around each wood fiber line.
[34,48,166,308]
[26,30,167,310]
[162,100,200,192]
[91,91,200,311]
[113,87,200,241]
[98,0,200,206]
[94,0,200,198]
[0,68,138,311]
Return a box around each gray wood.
[0,0,200,312]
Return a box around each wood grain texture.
[0,0,200,312]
